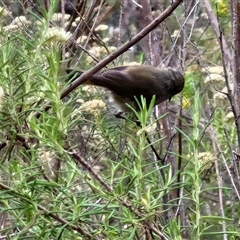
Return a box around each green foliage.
[0,0,239,239]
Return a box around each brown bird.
[67,65,184,118]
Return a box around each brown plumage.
[67,65,184,118]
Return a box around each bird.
[66,65,184,118]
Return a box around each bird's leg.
[114,111,126,120]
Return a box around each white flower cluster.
[0,6,10,17]
[12,16,30,27]
[0,86,4,98]
[44,27,72,45]
[136,122,158,136]
[187,152,214,171]
[225,112,234,124]
[51,13,71,22]
[71,99,106,118]
[203,66,233,108]
[122,61,141,66]
[86,46,116,64]
[80,99,106,113]
[203,66,225,91]
[4,16,30,32]
[204,73,224,85]
[213,87,229,107]
[95,24,108,32]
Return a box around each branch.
[201,0,232,68]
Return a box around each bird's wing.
[92,68,166,100]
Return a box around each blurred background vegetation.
[0,0,239,239]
